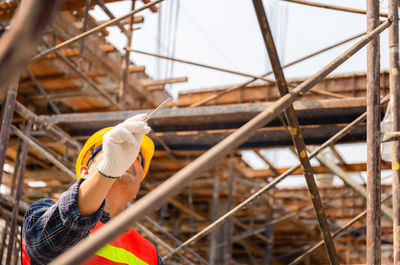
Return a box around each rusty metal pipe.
[49,20,390,265]
[366,0,381,263]
[252,0,338,263]
[389,0,400,262]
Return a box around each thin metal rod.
[190,31,366,108]
[164,94,390,261]
[288,193,393,265]
[281,0,388,17]
[145,97,172,121]
[144,216,210,265]
[5,121,31,265]
[11,125,76,180]
[31,0,164,62]
[119,0,136,108]
[14,101,81,150]
[41,39,121,109]
[130,49,275,84]
[389,0,400,262]
[26,67,61,114]
[0,76,19,187]
[366,0,381,263]
[49,20,390,265]
[252,1,338,263]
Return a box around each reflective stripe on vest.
[23,221,158,265]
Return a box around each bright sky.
[91,0,393,187]
[92,0,390,97]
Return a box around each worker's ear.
[79,165,89,178]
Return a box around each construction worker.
[22,114,163,264]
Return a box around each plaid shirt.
[23,179,162,265]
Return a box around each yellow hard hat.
[75,127,155,181]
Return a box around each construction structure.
[0,0,398,264]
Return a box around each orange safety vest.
[23,221,158,265]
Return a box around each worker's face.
[83,151,144,199]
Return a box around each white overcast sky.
[91,0,393,187]
[92,0,390,97]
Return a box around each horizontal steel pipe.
[49,19,391,265]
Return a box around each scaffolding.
[0,0,398,264]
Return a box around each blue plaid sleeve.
[23,179,105,264]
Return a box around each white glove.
[97,113,151,178]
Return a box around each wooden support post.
[366,0,381,263]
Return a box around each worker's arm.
[77,114,150,216]
[23,179,106,264]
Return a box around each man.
[22,114,163,264]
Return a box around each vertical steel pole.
[5,121,31,265]
[366,0,381,264]
[0,76,19,186]
[389,0,400,262]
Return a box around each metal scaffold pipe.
[49,19,390,265]
[366,0,381,264]
[252,0,338,262]
[389,0,400,262]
